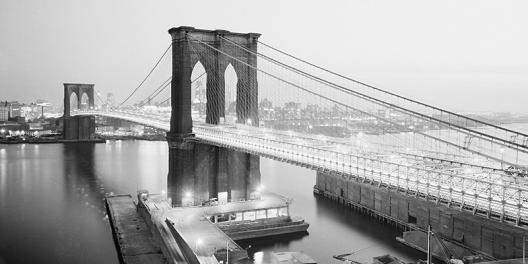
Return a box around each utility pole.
[226,240,229,264]
[427,225,432,264]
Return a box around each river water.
[0,141,425,264]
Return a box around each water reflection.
[0,143,118,264]
[249,158,423,264]
[0,141,422,264]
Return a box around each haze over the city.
[1,0,527,113]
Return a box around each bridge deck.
[79,110,528,226]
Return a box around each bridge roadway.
[74,109,528,225]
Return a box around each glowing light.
[246,118,252,125]
[254,252,264,263]
[256,185,265,193]
[185,191,192,198]
[195,238,203,251]
[0,129,4,134]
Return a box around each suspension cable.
[138,76,172,107]
[189,35,525,169]
[119,43,172,106]
[222,36,528,153]
[257,40,528,140]
[159,96,171,105]
[144,72,207,107]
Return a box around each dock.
[107,191,310,264]
[105,195,168,264]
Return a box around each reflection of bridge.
[67,26,528,259]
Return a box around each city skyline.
[1,0,528,113]
[2,3,528,263]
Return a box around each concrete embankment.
[314,171,528,260]
[105,195,168,264]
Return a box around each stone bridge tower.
[63,83,96,140]
[167,26,261,207]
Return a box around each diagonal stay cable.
[189,35,525,169]
[224,36,528,154]
[147,72,207,107]
[258,40,528,143]
[138,76,172,107]
[119,43,172,106]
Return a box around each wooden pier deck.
[106,195,168,264]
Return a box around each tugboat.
[333,252,406,264]
[333,245,407,264]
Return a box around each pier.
[106,191,309,264]
[105,195,167,264]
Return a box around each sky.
[0,0,527,113]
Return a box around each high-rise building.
[8,101,22,118]
[0,102,8,121]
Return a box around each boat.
[203,193,310,240]
[333,253,407,264]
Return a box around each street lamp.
[255,185,265,200]
[195,238,203,252]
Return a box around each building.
[8,101,23,118]
[0,102,8,121]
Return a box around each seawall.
[314,171,528,259]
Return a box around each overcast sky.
[1,0,527,113]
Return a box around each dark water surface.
[0,141,423,264]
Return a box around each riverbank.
[0,138,106,144]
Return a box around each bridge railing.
[72,110,170,131]
[194,125,528,226]
[71,109,528,225]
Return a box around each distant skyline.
[1,0,527,113]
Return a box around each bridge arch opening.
[224,63,238,124]
[80,92,90,110]
[69,92,79,113]
[191,61,207,122]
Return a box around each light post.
[195,238,202,252]
[226,240,230,264]
[255,185,265,200]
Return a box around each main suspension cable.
[257,40,528,141]
[119,43,172,106]
[190,35,523,168]
[223,37,528,155]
